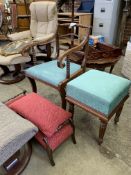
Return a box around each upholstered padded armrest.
[0,105,38,165]
[8,30,31,41]
[33,33,55,44]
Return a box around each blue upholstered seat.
[25,60,81,86]
[67,70,131,116]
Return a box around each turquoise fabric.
[67,70,131,116]
[25,60,81,86]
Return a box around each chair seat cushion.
[67,70,131,116]
[25,60,81,86]
[0,105,38,165]
[35,124,73,151]
[8,93,72,137]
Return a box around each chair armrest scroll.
[57,28,90,68]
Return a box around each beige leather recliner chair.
[0,1,58,84]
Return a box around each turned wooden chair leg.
[110,65,114,73]
[71,132,76,144]
[46,43,52,60]
[59,87,66,109]
[68,102,75,118]
[114,105,124,124]
[28,77,37,92]
[13,64,21,76]
[46,146,55,166]
[69,119,76,144]
[99,120,108,145]
[31,46,37,65]
[43,138,55,166]
[68,103,76,144]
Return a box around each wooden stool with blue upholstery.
[66,70,131,144]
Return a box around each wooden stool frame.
[42,118,76,166]
[66,94,129,145]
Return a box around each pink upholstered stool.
[7,92,76,166]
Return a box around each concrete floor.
[0,58,131,175]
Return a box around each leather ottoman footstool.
[7,92,76,166]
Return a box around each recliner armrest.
[8,30,31,41]
[33,33,55,43]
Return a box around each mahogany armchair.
[25,24,91,109]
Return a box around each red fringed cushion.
[8,93,72,137]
